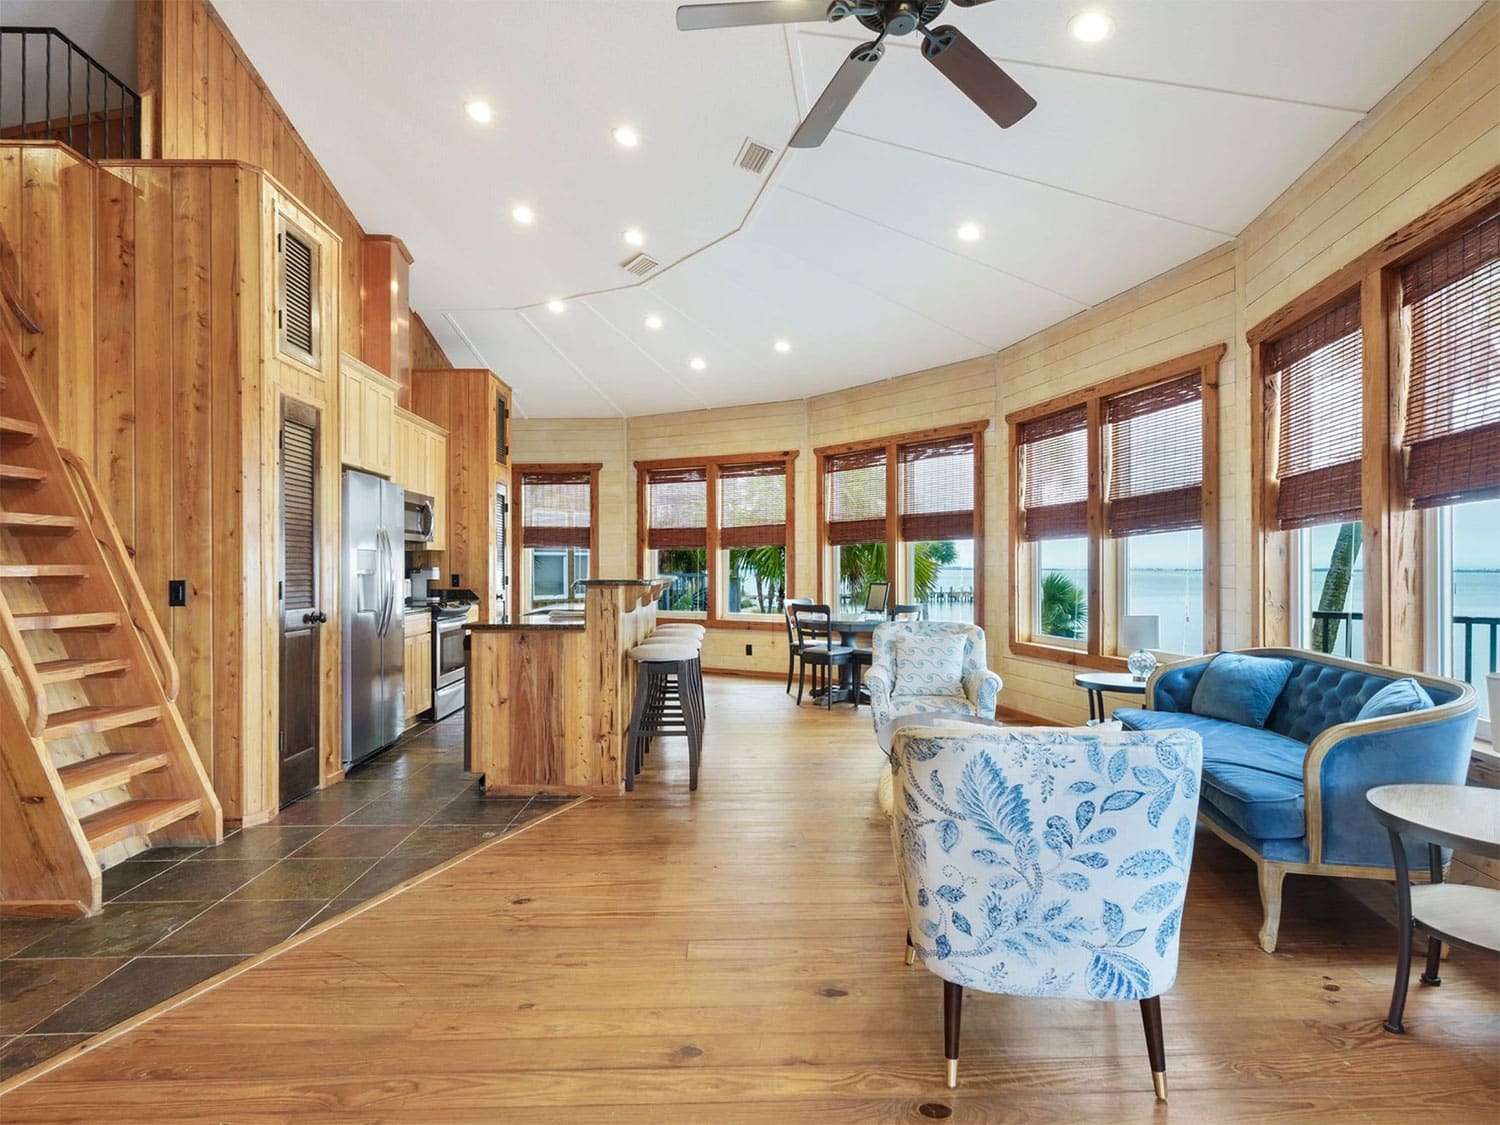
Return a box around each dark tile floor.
[0,714,571,1081]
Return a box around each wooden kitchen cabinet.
[402,611,433,726]
[340,353,398,477]
[393,407,448,551]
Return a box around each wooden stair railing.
[0,270,223,920]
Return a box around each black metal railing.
[1310,609,1364,659]
[1310,609,1500,683]
[0,26,140,159]
[1454,615,1500,683]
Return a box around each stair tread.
[44,703,162,740]
[79,798,202,851]
[0,511,78,532]
[34,657,131,684]
[0,415,38,439]
[0,462,46,483]
[57,751,173,799]
[0,563,91,579]
[13,611,119,632]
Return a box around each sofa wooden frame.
[1145,647,1478,954]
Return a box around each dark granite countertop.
[467,622,585,632]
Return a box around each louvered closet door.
[494,484,508,623]
[279,410,323,806]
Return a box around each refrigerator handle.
[376,529,392,637]
[385,527,400,634]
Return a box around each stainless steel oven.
[432,608,468,720]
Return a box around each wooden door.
[279,403,325,806]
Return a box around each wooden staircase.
[0,259,223,919]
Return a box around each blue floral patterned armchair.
[865,622,1002,730]
[889,725,1204,1098]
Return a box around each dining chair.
[791,603,853,709]
[888,723,1204,1098]
[890,603,925,621]
[783,597,815,695]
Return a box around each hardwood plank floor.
[1,677,1496,1121]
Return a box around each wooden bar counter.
[465,579,669,796]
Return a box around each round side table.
[1366,784,1500,1034]
[1074,671,1147,722]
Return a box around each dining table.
[816,615,884,704]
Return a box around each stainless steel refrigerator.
[342,469,404,770]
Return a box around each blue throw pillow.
[1357,677,1435,721]
[1190,653,1295,729]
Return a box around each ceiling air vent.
[735,138,775,175]
[621,252,659,277]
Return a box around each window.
[635,452,797,626]
[1401,215,1499,738]
[719,461,789,617]
[1294,521,1365,660]
[817,424,987,620]
[513,465,599,617]
[1007,347,1222,665]
[1105,374,1206,657]
[646,468,708,615]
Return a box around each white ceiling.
[203,2,1479,416]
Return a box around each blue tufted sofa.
[1113,648,1478,953]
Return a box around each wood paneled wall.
[411,313,453,370]
[0,143,96,460]
[509,0,1499,721]
[142,0,365,358]
[92,161,262,815]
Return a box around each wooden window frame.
[633,450,798,632]
[1005,346,1224,671]
[1247,167,1500,669]
[509,463,602,616]
[813,420,989,626]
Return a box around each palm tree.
[836,541,954,608]
[1040,572,1087,639]
[1311,522,1362,654]
[729,546,786,612]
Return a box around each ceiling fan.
[676,0,1037,148]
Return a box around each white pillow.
[893,632,967,696]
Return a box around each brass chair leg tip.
[904,947,916,966]
[945,1059,958,1088]
[1152,1071,1167,1101]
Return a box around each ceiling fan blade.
[676,0,830,31]
[789,41,883,148]
[921,25,1037,129]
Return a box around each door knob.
[303,611,328,625]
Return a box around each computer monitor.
[863,581,890,616]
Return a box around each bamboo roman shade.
[1269,294,1363,530]
[719,461,788,548]
[647,467,708,550]
[1104,374,1203,536]
[520,470,591,549]
[899,435,976,540]
[1017,406,1088,540]
[1400,212,1500,509]
[825,448,887,546]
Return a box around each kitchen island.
[465,579,670,796]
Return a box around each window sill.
[1008,639,1130,673]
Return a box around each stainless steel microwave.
[403,493,435,543]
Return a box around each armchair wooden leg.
[943,981,962,1089]
[1139,995,1167,1101]
[905,929,916,966]
[1257,862,1286,954]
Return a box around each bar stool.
[649,625,706,720]
[626,640,704,792]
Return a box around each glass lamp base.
[1127,649,1158,682]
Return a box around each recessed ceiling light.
[623,227,645,248]
[956,222,982,242]
[511,204,535,225]
[1068,11,1113,42]
[546,299,566,314]
[689,357,706,372]
[774,339,791,353]
[612,125,640,148]
[465,99,494,124]
[644,314,663,330]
